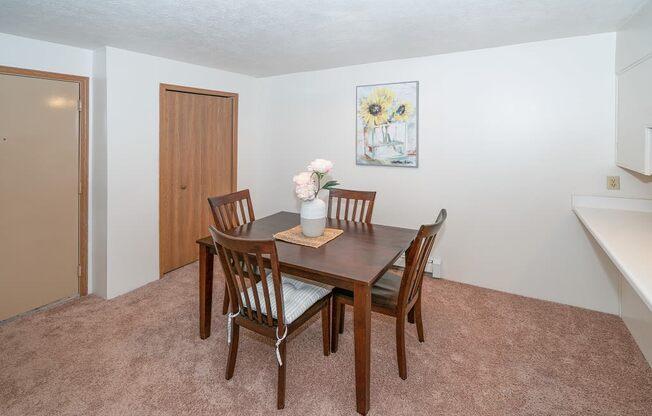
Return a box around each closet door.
[199,94,234,241]
[0,74,80,320]
[160,87,235,274]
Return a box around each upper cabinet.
[616,1,652,175]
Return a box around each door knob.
[180,185,187,190]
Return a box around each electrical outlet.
[607,176,620,190]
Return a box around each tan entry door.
[160,88,234,274]
[0,74,80,320]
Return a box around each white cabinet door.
[617,57,652,175]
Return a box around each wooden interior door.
[160,87,235,274]
[0,74,80,320]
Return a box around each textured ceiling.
[0,0,648,77]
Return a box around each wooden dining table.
[196,211,417,415]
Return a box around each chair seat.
[243,273,331,324]
[335,271,401,310]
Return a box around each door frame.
[0,65,89,296]
[158,83,239,276]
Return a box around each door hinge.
[78,180,83,195]
[77,100,82,112]
[77,264,82,277]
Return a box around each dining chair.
[331,209,447,380]
[328,188,377,339]
[208,189,256,314]
[209,225,332,409]
[327,188,376,223]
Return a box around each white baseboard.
[393,255,442,278]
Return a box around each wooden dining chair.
[208,189,256,314]
[209,226,332,409]
[327,188,376,223]
[328,188,376,339]
[331,209,447,380]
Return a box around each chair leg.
[225,323,239,380]
[321,302,330,356]
[338,303,345,334]
[331,297,341,353]
[396,316,407,380]
[415,296,425,343]
[221,282,229,315]
[407,306,415,324]
[277,339,287,409]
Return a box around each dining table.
[196,211,417,415]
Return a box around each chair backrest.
[209,225,286,332]
[208,189,255,231]
[398,209,447,311]
[327,188,376,223]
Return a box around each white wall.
[0,33,92,76]
[256,33,652,314]
[91,48,108,298]
[101,47,260,298]
[0,33,97,293]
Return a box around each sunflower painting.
[356,81,418,167]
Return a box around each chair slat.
[328,195,334,219]
[220,205,232,229]
[231,251,253,320]
[256,253,274,326]
[409,240,429,301]
[238,199,246,223]
[229,205,236,228]
[365,200,375,222]
[242,252,263,323]
[269,255,285,332]
[233,203,241,227]
[215,207,225,230]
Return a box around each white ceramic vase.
[300,198,326,237]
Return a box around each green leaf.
[322,180,340,190]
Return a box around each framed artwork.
[356,81,418,167]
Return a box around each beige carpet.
[1,262,651,415]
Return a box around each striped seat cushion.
[241,273,331,324]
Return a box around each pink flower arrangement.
[293,159,339,201]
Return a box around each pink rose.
[293,171,314,186]
[307,159,333,174]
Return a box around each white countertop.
[572,196,652,311]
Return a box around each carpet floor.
[1,262,651,415]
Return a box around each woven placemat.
[274,225,343,248]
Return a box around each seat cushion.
[242,273,331,324]
[334,270,402,310]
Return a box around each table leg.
[199,244,214,339]
[353,283,371,415]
